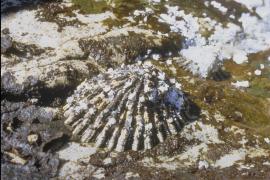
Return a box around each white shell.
[63,64,198,151]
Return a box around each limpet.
[63,63,199,151]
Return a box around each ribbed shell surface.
[63,64,197,151]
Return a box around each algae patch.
[72,0,109,14]
[72,0,147,15]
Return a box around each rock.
[36,2,85,32]
[1,100,69,179]
[79,32,181,68]
[1,0,270,179]
[58,161,97,180]
[8,41,47,58]
[0,3,181,104]
[1,50,100,105]
[1,34,12,53]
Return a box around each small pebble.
[233,111,243,121]
[27,134,39,144]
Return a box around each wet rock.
[1,100,70,179]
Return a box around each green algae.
[112,0,147,17]
[224,50,270,99]
[72,0,109,14]
[220,89,270,137]
[248,78,270,98]
[153,60,270,137]
[71,0,239,36]
[169,0,257,26]
[72,0,147,15]
[36,3,85,32]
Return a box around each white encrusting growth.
[158,1,270,77]
[210,1,228,13]
[254,69,262,76]
[1,9,111,49]
[231,81,250,88]
[63,64,197,152]
[57,142,97,161]
[214,149,246,168]
[234,0,264,10]
[198,160,209,169]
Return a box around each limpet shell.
[63,63,199,151]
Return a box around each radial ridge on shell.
[63,63,199,151]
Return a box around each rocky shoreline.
[1,0,270,179]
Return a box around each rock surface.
[1,100,70,179]
[1,0,270,179]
